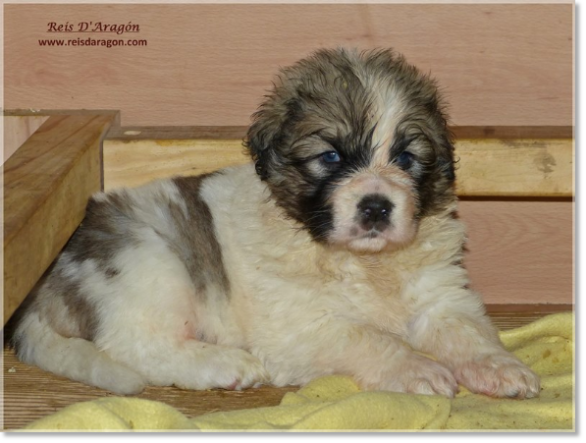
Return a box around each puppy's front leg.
[319,323,459,397]
[405,290,540,399]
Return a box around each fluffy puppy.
[7,48,540,399]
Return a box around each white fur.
[16,311,145,395]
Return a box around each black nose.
[357,194,393,231]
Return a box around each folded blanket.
[22,312,574,431]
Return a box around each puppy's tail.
[7,310,145,395]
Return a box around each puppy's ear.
[436,124,457,183]
[245,106,284,181]
[437,137,456,182]
[439,157,456,183]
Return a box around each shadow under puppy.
[8,48,540,399]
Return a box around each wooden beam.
[103,128,573,197]
[3,113,117,325]
[105,125,574,142]
[455,138,573,197]
[103,138,250,191]
[2,115,50,164]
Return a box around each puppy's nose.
[357,194,393,231]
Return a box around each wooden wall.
[460,200,572,305]
[4,2,573,127]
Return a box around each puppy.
[8,48,540,399]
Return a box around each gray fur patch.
[5,259,99,349]
[169,174,230,298]
[66,193,142,273]
[69,175,230,301]
[46,264,99,341]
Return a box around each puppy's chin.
[346,236,390,253]
[330,223,418,254]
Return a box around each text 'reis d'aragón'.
[47,21,140,35]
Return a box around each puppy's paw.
[110,371,146,395]
[216,349,270,391]
[176,347,269,391]
[373,353,459,398]
[454,353,540,399]
[96,365,146,395]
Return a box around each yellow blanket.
[22,312,574,431]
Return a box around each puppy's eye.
[321,151,341,164]
[396,151,415,169]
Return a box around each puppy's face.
[246,49,456,253]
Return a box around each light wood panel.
[107,125,575,142]
[455,138,573,197]
[4,3,572,127]
[2,115,49,164]
[460,200,573,305]
[2,305,570,431]
[104,138,250,191]
[103,134,573,197]
[365,3,573,127]
[2,113,117,325]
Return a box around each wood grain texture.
[2,115,49,164]
[1,305,572,431]
[107,125,250,141]
[4,3,572,127]
[103,139,250,191]
[103,137,573,197]
[486,304,572,331]
[2,114,116,325]
[107,125,575,141]
[455,138,573,197]
[460,200,573,305]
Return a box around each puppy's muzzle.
[356,194,393,233]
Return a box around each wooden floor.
[1,304,572,430]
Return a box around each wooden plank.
[2,115,50,164]
[460,200,573,306]
[105,125,575,141]
[451,126,573,140]
[3,3,572,127]
[102,137,573,197]
[455,138,573,197]
[486,304,572,331]
[103,139,249,191]
[107,125,249,141]
[2,114,117,325]
[3,109,121,119]
[1,304,572,430]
